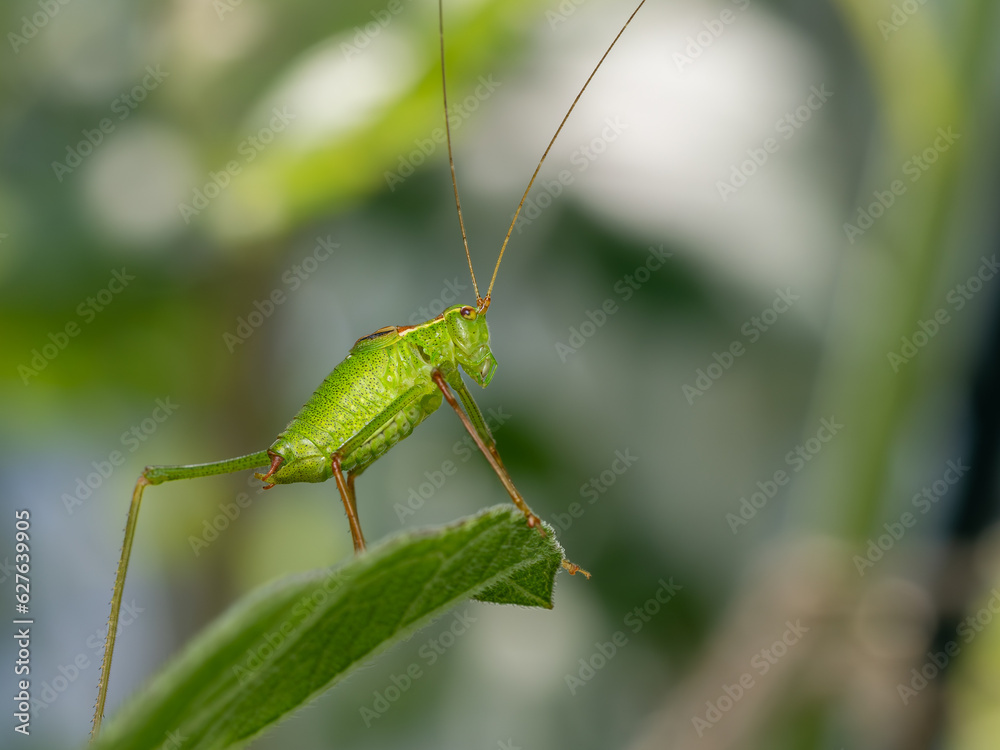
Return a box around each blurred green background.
[2,0,999,748]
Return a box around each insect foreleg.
[431,371,591,578]
[92,450,271,740]
[430,371,542,530]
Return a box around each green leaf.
[92,505,566,750]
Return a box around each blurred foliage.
[1,0,999,749]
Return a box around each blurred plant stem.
[625,4,998,749]
[792,0,995,542]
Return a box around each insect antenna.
[481,0,647,312]
[438,0,482,307]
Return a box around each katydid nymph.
[91,0,647,739]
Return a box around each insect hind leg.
[94,449,272,739]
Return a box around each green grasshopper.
[92,0,646,738]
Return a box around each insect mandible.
[91,0,646,738]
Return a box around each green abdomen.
[266,338,442,483]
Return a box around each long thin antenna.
[439,0,482,305]
[482,0,647,312]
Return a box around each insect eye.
[460,306,475,319]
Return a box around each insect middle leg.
[331,454,366,553]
